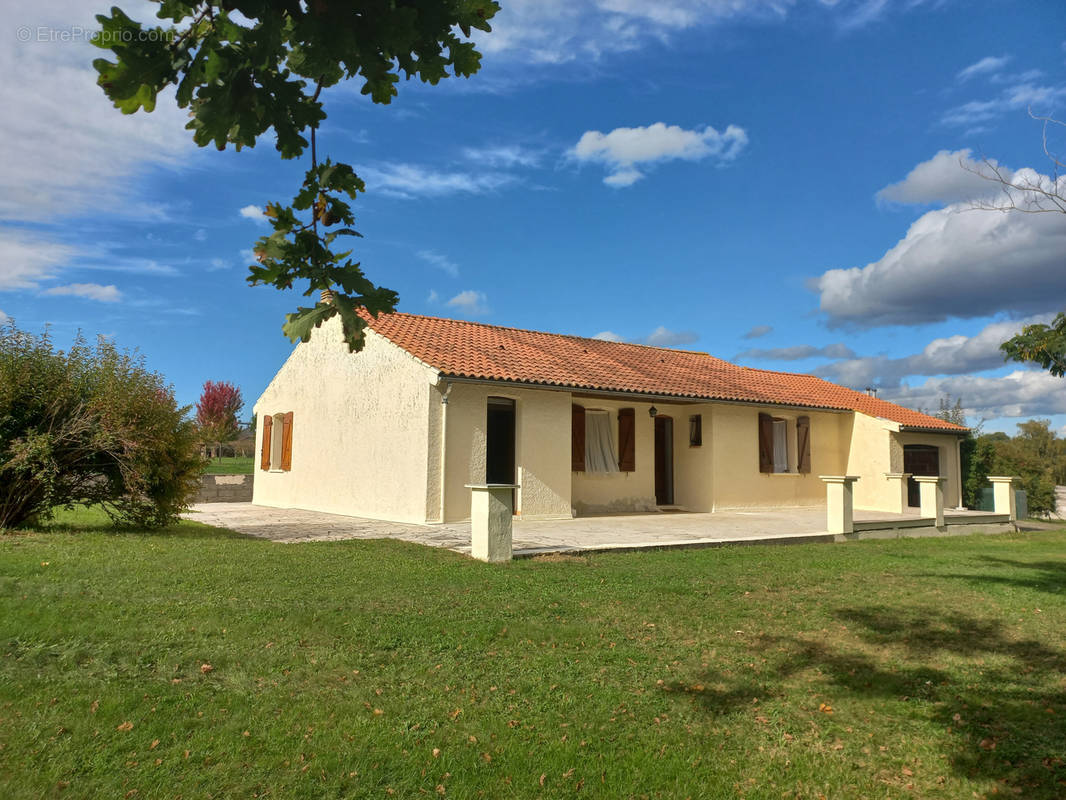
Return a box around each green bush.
[0,323,203,529]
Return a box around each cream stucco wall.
[896,430,963,510]
[441,382,572,522]
[710,404,850,510]
[252,319,438,523]
[570,398,659,515]
[844,412,964,512]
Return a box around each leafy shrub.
[0,323,203,529]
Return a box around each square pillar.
[466,484,518,562]
[820,476,860,534]
[884,473,911,514]
[914,476,944,527]
[988,476,1018,521]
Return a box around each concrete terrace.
[186,503,1015,557]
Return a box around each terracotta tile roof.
[361,311,966,432]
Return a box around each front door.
[903,444,939,507]
[486,397,516,508]
[654,416,674,505]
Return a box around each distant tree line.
[931,398,1064,517]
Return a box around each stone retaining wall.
[195,474,253,503]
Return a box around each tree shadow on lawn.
[921,555,1066,597]
[675,605,1066,798]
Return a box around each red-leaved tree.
[196,381,244,459]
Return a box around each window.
[758,412,811,474]
[689,414,703,447]
[260,411,293,471]
[572,405,631,473]
[585,410,619,473]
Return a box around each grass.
[201,456,254,475]
[2,508,1065,799]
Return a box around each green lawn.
[201,456,254,475]
[2,509,1065,799]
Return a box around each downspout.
[438,381,452,523]
[955,436,965,510]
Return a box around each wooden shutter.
[758,413,774,473]
[797,416,811,474]
[260,414,272,471]
[280,412,294,471]
[571,405,585,471]
[618,408,636,472]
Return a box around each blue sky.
[3,0,1066,434]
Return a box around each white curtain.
[772,419,788,473]
[585,411,619,473]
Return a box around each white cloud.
[461,144,541,169]
[417,249,459,278]
[591,326,698,347]
[882,370,1066,422]
[473,1,912,67]
[208,258,228,271]
[43,283,122,302]
[446,290,490,315]
[815,164,1066,328]
[743,324,773,339]
[427,289,441,304]
[361,163,515,198]
[0,310,8,324]
[815,315,1057,388]
[876,149,1012,205]
[941,81,1066,127]
[0,228,77,290]
[738,343,857,361]
[239,205,268,223]
[957,55,1011,82]
[0,2,190,223]
[194,228,208,241]
[641,326,699,347]
[571,122,748,186]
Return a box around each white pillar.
[884,473,910,514]
[820,476,860,534]
[467,484,518,562]
[988,476,1018,521]
[914,476,945,527]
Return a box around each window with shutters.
[571,405,634,473]
[757,412,811,474]
[260,411,293,472]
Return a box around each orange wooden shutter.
[281,412,293,471]
[797,416,811,474]
[260,415,272,471]
[758,413,774,473]
[571,405,585,471]
[617,408,636,472]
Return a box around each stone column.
[820,476,860,534]
[884,473,910,514]
[914,476,945,527]
[466,484,519,562]
[988,476,1018,521]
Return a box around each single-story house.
[253,310,967,524]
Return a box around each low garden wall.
[195,474,253,503]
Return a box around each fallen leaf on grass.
[90,700,99,714]
[200,664,213,674]
[432,748,441,758]
[150,739,159,750]
[539,774,546,786]
[818,703,833,715]
[979,738,996,750]
[116,721,133,732]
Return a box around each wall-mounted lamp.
[648,406,658,418]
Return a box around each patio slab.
[185,503,1014,556]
